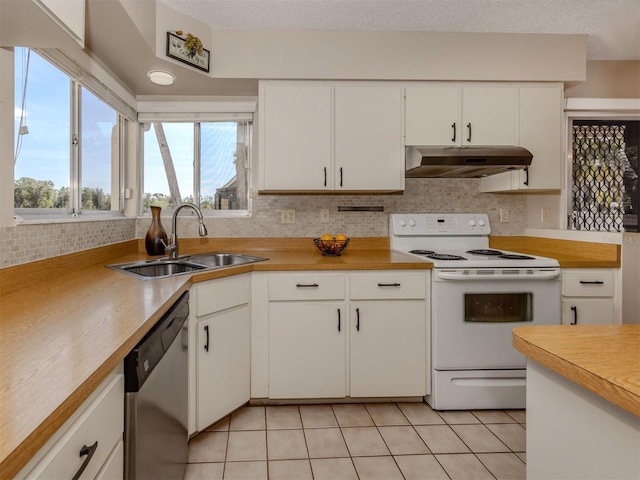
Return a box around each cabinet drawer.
[195,275,250,316]
[349,273,427,300]
[268,274,345,301]
[562,271,615,297]
[26,374,124,480]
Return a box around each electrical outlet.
[281,210,295,224]
[541,207,551,223]
[320,208,330,223]
[499,208,509,223]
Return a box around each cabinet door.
[516,86,563,190]
[462,86,517,146]
[334,85,405,191]
[197,306,251,430]
[405,85,460,146]
[260,83,332,190]
[562,299,615,325]
[269,302,346,398]
[350,301,426,397]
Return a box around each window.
[569,119,639,232]
[13,47,124,217]
[142,120,251,214]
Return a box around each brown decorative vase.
[145,206,168,256]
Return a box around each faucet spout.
[165,202,208,258]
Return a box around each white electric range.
[390,213,561,410]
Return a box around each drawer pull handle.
[579,280,604,285]
[72,441,98,480]
[296,283,319,288]
[467,122,472,143]
[451,123,456,142]
[337,309,341,332]
[356,307,360,331]
[204,325,210,352]
[570,305,578,325]
[323,167,327,187]
[378,283,401,287]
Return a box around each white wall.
[622,233,640,324]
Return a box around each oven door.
[432,268,561,370]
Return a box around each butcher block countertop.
[0,234,620,477]
[0,237,426,478]
[513,325,640,418]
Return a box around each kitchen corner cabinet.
[190,275,251,432]
[264,271,429,400]
[479,84,564,192]
[561,269,617,325]
[405,84,517,146]
[258,81,405,192]
[16,370,124,480]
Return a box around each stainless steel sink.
[107,253,267,280]
[184,252,265,268]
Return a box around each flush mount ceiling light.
[147,70,175,86]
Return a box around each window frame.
[137,100,256,219]
[563,99,640,232]
[13,47,129,221]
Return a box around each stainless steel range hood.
[405,146,533,178]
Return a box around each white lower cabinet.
[269,302,347,398]
[190,275,251,432]
[264,270,429,400]
[350,301,427,397]
[562,269,617,325]
[17,370,124,480]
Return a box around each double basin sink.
[108,253,267,280]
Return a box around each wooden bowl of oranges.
[313,234,350,256]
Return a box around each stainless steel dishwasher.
[124,291,189,480]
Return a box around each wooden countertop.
[513,325,640,418]
[0,237,427,478]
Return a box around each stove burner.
[499,254,535,260]
[466,249,503,256]
[409,249,436,255]
[427,253,467,261]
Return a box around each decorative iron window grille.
[570,122,639,232]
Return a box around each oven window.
[464,293,533,323]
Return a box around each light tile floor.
[185,402,526,480]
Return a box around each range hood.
[405,146,533,178]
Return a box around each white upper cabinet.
[405,84,517,146]
[259,83,333,191]
[479,84,564,192]
[34,0,85,46]
[259,81,405,192]
[334,85,405,191]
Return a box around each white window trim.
[563,97,640,231]
[138,101,256,218]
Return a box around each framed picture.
[166,32,210,72]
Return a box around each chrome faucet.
[163,203,208,258]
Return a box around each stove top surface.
[391,213,559,268]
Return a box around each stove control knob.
[478,219,486,226]
[468,219,476,227]
[399,219,407,227]
[409,219,416,227]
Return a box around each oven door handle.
[436,271,560,281]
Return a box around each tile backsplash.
[0,219,136,268]
[2,179,525,267]
[138,178,526,239]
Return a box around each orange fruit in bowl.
[335,234,348,241]
[320,233,334,241]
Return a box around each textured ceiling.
[159,0,640,60]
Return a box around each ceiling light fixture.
[147,70,176,86]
